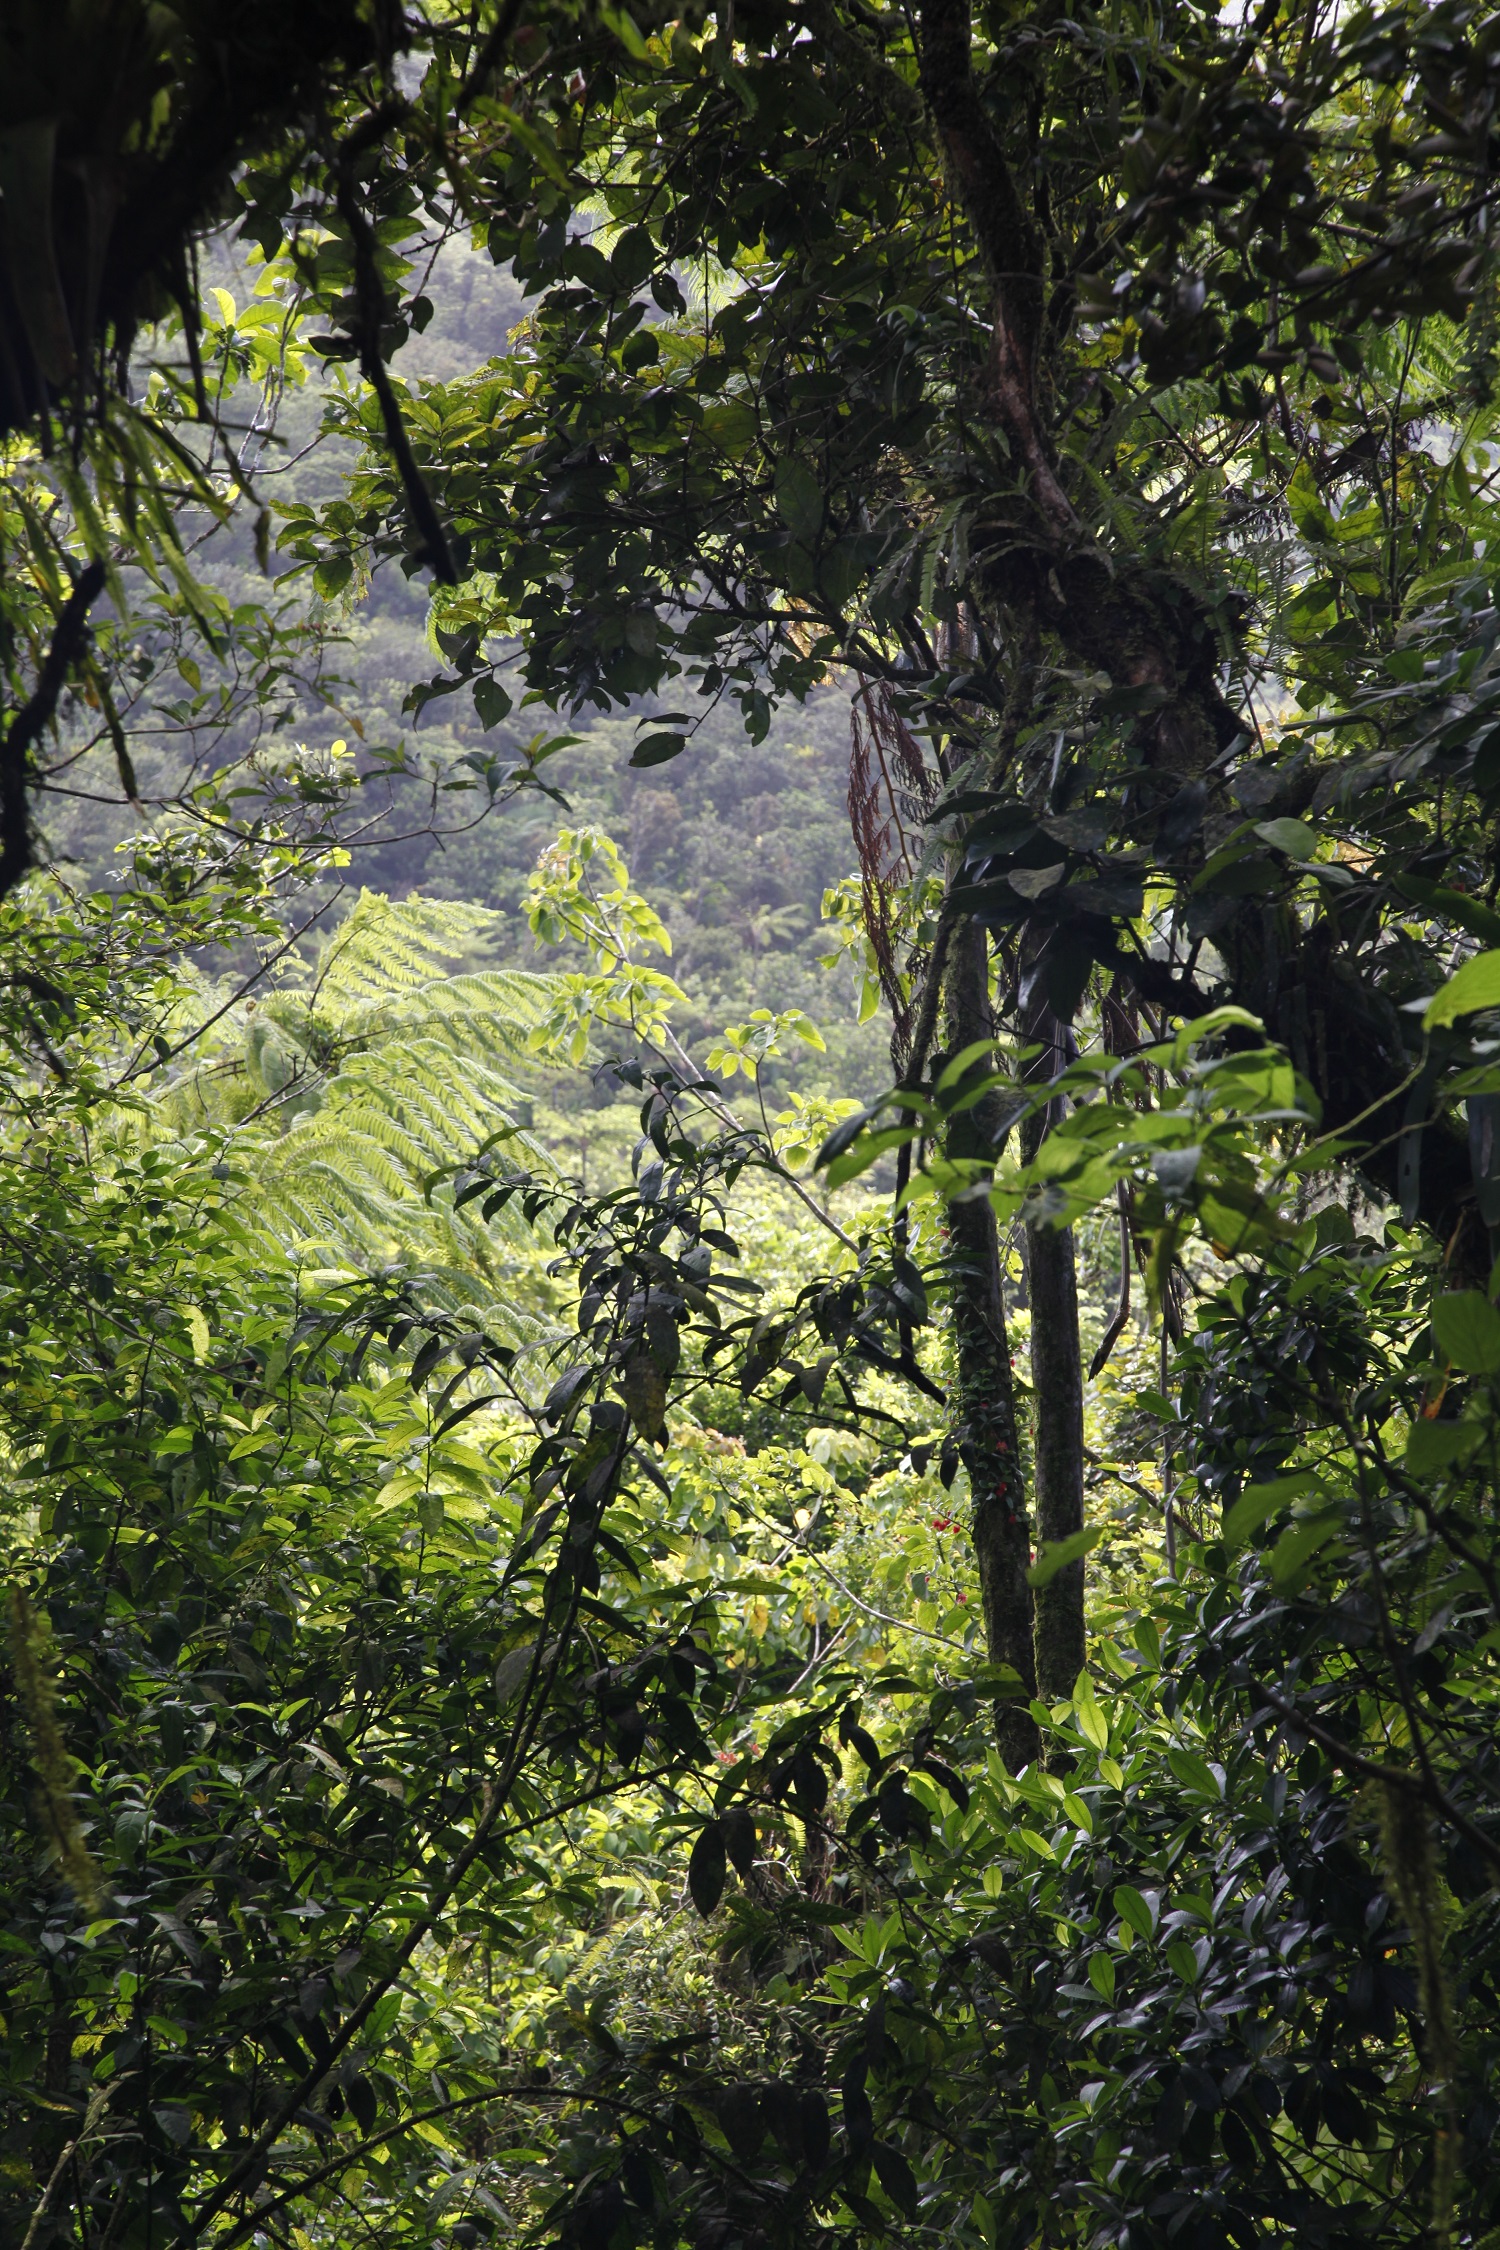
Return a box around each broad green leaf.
[1165,1938,1203,1985]
[493,1642,538,1706]
[1113,1885,1156,1942]
[773,457,823,542]
[1432,1290,1500,1373]
[600,3,651,59]
[473,676,512,729]
[825,1124,918,1188]
[1404,1418,1484,1475]
[1286,459,1335,540]
[1166,1748,1224,1801]
[873,2142,918,2218]
[629,730,686,768]
[1424,950,1500,1029]
[1223,1473,1315,1548]
[701,397,757,452]
[1269,1510,1342,1586]
[375,1470,424,1510]
[1072,1673,1109,1751]
[610,225,656,288]
[688,1824,727,1916]
[1027,1525,1101,1586]
[1395,876,1500,947]
[1255,817,1317,859]
[1061,1790,1094,1834]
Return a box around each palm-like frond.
[133,892,567,1349]
[307,890,501,1011]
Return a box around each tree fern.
[134,892,566,1349]
[303,890,505,1011]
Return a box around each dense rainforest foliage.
[7,2,1500,2248]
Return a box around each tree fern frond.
[309,891,501,1015]
[123,892,567,1340]
[368,968,555,1044]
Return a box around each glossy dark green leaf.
[687,1823,727,1916]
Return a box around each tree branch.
[455,0,530,115]
[1244,1673,1500,1878]
[20,2084,114,2250]
[803,0,924,127]
[1088,1181,1134,1378]
[181,1544,595,2243]
[0,559,107,903]
[211,2080,563,2249]
[333,164,456,584]
[916,0,1041,339]
[915,0,1072,539]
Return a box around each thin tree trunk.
[1024,1218,1086,1699]
[1018,968,1088,1706]
[943,917,1038,1768]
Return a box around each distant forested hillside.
[42,238,883,1105]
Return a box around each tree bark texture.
[0,559,105,905]
[943,916,1038,1768]
[1020,971,1088,1704]
[1023,1220,1086,1700]
[917,0,1481,1261]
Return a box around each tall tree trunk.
[918,0,1483,1272]
[943,917,1038,1768]
[1024,1221,1086,1699]
[1020,986,1087,1704]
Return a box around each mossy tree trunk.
[1024,1220,1086,1699]
[943,916,1038,1768]
[1020,994,1087,1704]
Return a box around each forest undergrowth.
[6,4,1500,2249]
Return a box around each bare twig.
[182,1508,603,2245]
[333,156,456,584]
[455,0,530,114]
[1088,1181,1133,1379]
[210,2080,565,2250]
[1246,1675,1500,1878]
[21,2085,115,2250]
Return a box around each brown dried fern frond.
[848,677,936,1062]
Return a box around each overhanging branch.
[334,159,457,585]
[0,558,107,903]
